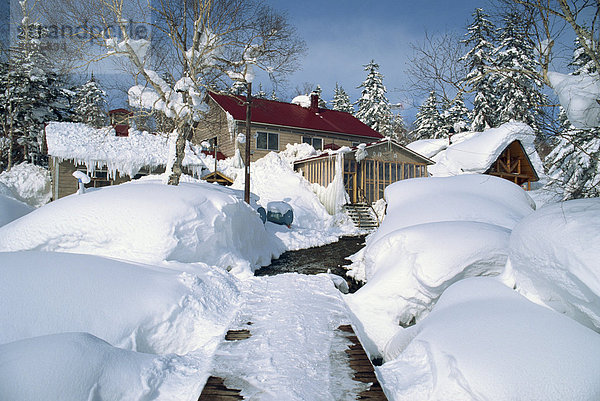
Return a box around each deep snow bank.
[0,251,239,355]
[379,278,600,400]
[0,332,207,401]
[345,175,534,354]
[504,198,600,332]
[0,178,279,276]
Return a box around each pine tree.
[570,29,596,75]
[230,80,246,95]
[391,111,408,143]
[494,12,545,132]
[355,60,392,136]
[413,91,444,140]
[544,40,600,200]
[270,89,279,101]
[461,8,499,131]
[331,83,354,114]
[0,2,68,168]
[313,85,327,108]
[443,92,470,134]
[73,74,107,128]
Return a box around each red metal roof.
[200,150,227,160]
[209,92,383,140]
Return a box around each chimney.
[310,92,319,112]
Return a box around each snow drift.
[379,278,600,401]
[0,179,278,276]
[0,193,32,227]
[504,198,600,332]
[0,251,239,355]
[0,162,51,207]
[0,332,207,401]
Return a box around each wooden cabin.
[201,171,233,186]
[294,139,433,204]
[485,140,539,190]
[195,92,383,163]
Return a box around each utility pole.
[244,82,252,204]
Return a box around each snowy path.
[204,274,371,400]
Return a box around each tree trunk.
[167,125,189,185]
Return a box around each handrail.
[356,187,380,228]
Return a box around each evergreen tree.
[494,12,545,132]
[331,83,354,114]
[270,89,279,101]
[443,92,470,134]
[461,8,499,131]
[391,111,408,143]
[413,91,444,140]
[355,60,392,136]
[255,83,267,99]
[0,2,68,168]
[73,74,107,128]
[544,41,600,200]
[230,80,246,95]
[313,84,327,108]
[570,30,596,75]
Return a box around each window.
[201,137,217,151]
[302,136,323,150]
[257,132,279,151]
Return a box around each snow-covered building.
[45,122,209,199]
[196,92,384,162]
[294,138,433,204]
[408,122,542,190]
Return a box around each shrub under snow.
[379,278,600,400]
[503,198,600,332]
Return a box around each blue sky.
[261,0,489,121]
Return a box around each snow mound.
[0,179,277,276]
[0,251,239,355]
[0,194,33,227]
[45,122,208,179]
[504,198,600,332]
[346,221,510,354]
[291,94,311,108]
[379,278,600,400]
[0,332,207,401]
[368,174,535,247]
[0,162,51,207]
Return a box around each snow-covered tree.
[569,30,597,76]
[0,0,68,169]
[331,83,353,114]
[413,91,444,140]
[494,12,545,132]
[73,74,107,128]
[442,92,470,134]
[355,60,392,136]
[461,8,499,131]
[313,84,327,108]
[230,80,247,95]
[391,111,408,143]
[270,89,279,101]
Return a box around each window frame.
[256,131,279,151]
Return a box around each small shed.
[201,171,233,186]
[294,138,433,204]
[407,122,542,190]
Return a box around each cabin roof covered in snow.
[407,122,544,178]
[45,122,207,177]
[293,138,434,165]
[208,92,384,140]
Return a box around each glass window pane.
[403,163,409,179]
[409,164,415,178]
[313,138,322,150]
[268,133,279,151]
[257,132,267,149]
[302,136,312,144]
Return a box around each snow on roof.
[209,92,383,140]
[407,122,544,177]
[45,122,208,178]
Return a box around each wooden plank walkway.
[337,325,388,400]
[198,325,387,400]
